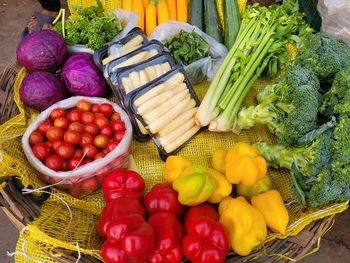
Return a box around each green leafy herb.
[53,0,122,50]
[163,30,210,66]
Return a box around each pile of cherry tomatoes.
[29,100,126,172]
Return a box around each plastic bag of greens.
[317,0,350,43]
[150,21,228,84]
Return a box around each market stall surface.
[0,0,349,262]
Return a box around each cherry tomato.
[111,120,125,132]
[98,103,113,116]
[73,148,83,159]
[57,142,74,159]
[81,177,99,192]
[93,152,105,160]
[50,108,66,120]
[77,100,92,112]
[110,112,121,122]
[68,157,85,170]
[32,143,51,161]
[106,141,119,152]
[64,131,81,145]
[68,122,85,133]
[62,160,70,171]
[84,123,99,136]
[67,110,82,123]
[45,140,53,149]
[45,154,63,171]
[80,133,94,147]
[54,117,69,130]
[113,130,125,142]
[91,104,100,113]
[46,127,64,141]
[94,116,109,129]
[94,135,109,149]
[81,112,95,124]
[82,144,98,159]
[100,126,113,138]
[37,121,53,135]
[29,131,44,146]
[102,149,109,155]
[51,140,63,152]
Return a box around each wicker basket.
[0,56,338,262]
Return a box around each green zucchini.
[224,0,241,49]
[189,0,204,30]
[204,0,223,43]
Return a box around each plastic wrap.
[150,21,228,84]
[128,66,202,160]
[104,40,165,80]
[318,0,350,43]
[22,96,133,198]
[110,53,176,141]
[68,9,139,55]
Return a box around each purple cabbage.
[16,30,68,72]
[20,71,66,111]
[62,53,107,97]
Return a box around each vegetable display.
[54,1,122,50]
[163,30,210,66]
[19,71,66,111]
[196,0,309,131]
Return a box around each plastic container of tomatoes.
[22,96,133,198]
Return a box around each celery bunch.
[195,0,310,131]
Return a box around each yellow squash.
[163,155,192,183]
[236,175,272,200]
[251,190,289,234]
[207,168,232,203]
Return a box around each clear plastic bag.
[22,96,133,198]
[150,21,228,84]
[318,0,350,43]
[68,9,139,54]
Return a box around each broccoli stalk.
[233,65,321,146]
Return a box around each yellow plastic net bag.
[0,1,346,261]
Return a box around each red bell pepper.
[148,212,184,263]
[183,203,219,232]
[143,183,185,218]
[98,197,145,237]
[102,169,145,203]
[102,214,156,263]
[182,204,230,263]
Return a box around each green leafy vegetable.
[163,30,210,66]
[53,0,122,50]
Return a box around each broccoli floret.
[320,67,350,115]
[234,65,321,146]
[295,33,350,84]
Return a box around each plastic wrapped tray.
[127,66,202,160]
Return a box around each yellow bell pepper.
[225,143,267,186]
[251,190,289,235]
[219,196,267,256]
[172,164,215,206]
[212,148,227,174]
[207,168,232,203]
[163,156,192,183]
[236,175,272,200]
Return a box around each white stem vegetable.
[139,69,149,86]
[122,77,133,94]
[163,124,201,153]
[137,83,187,115]
[129,71,140,88]
[159,117,195,146]
[145,66,157,80]
[158,107,197,137]
[149,98,196,133]
[136,119,148,135]
[142,90,190,123]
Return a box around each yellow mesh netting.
[0,0,346,261]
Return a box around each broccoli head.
[234,65,321,146]
[295,33,350,84]
[320,67,350,115]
